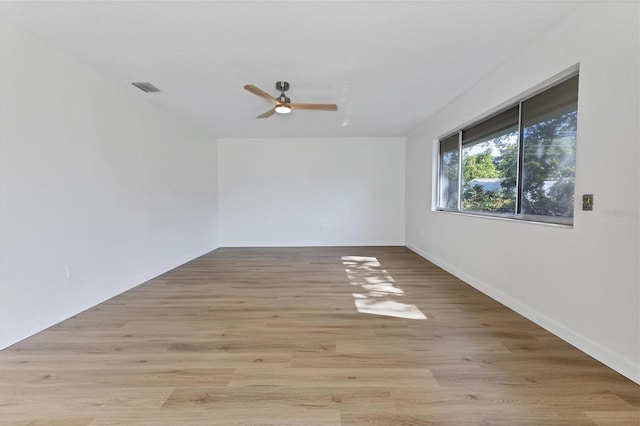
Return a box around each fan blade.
[289,103,338,111]
[257,108,276,119]
[244,84,279,105]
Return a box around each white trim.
[406,243,640,385]
[0,244,219,350]
[432,209,574,228]
[431,138,440,211]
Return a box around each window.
[437,73,579,225]
[461,106,519,214]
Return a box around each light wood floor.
[0,247,638,425]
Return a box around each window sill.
[433,209,573,228]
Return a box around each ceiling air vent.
[131,82,160,93]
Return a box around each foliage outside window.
[437,74,579,225]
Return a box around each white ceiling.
[0,1,584,138]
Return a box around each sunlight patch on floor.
[342,256,427,320]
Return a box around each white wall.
[218,137,405,247]
[0,20,219,349]
[406,2,639,383]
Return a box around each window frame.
[437,131,462,212]
[435,68,579,226]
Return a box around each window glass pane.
[438,134,459,209]
[521,75,578,217]
[461,107,518,213]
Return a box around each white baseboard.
[219,241,405,248]
[0,244,218,350]
[406,244,640,385]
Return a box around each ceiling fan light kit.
[275,104,292,114]
[244,81,338,119]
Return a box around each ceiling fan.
[244,81,338,119]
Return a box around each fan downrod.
[276,81,290,104]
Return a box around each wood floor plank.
[10,418,93,426]
[585,409,640,426]
[226,367,439,388]
[162,386,395,414]
[90,408,342,426]
[0,246,637,425]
